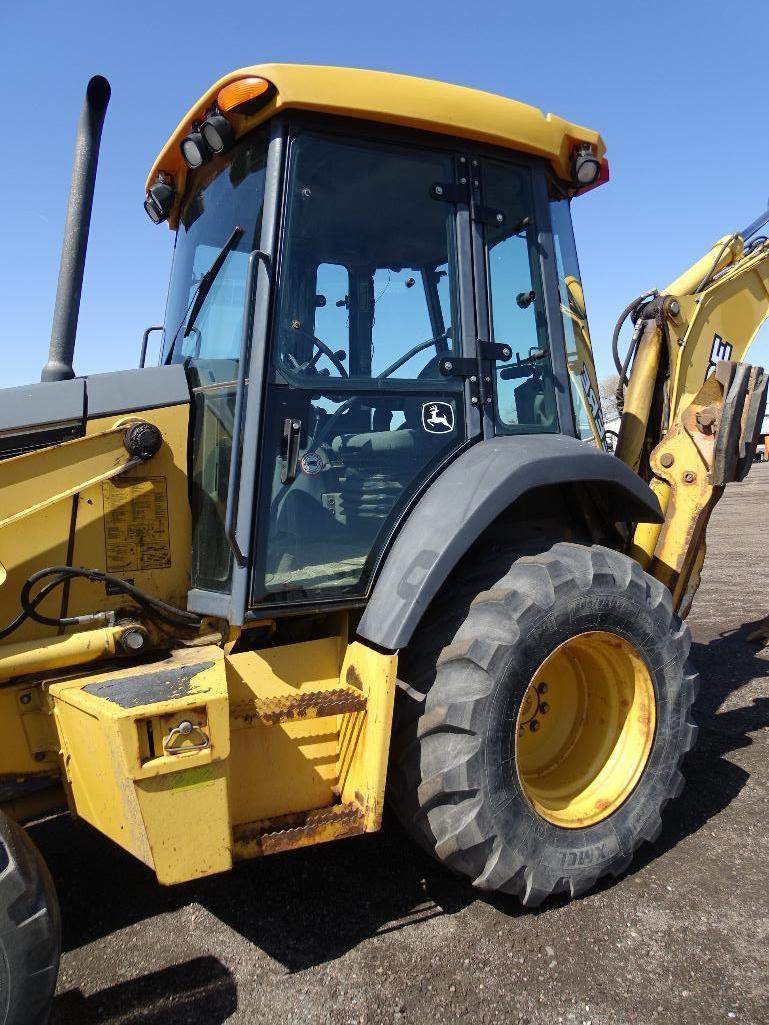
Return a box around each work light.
[180,127,212,169]
[201,113,234,155]
[572,145,601,186]
[144,178,176,224]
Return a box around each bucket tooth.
[230,686,366,726]
[232,802,366,857]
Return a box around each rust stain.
[232,802,365,857]
[345,665,364,690]
[230,687,366,726]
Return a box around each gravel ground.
[34,465,769,1025]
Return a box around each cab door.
[250,127,475,610]
[474,158,575,438]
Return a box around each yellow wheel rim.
[515,631,656,829]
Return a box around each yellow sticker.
[102,477,171,573]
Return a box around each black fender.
[357,434,662,651]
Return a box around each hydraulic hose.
[20,567,201,630]
[0,567,201,642]
[611,290,658,381]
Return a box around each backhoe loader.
[1,66,767,1023]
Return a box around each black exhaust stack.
[42,75,111,382]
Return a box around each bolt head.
[444,361,453,371]
[470,375,477,383]
[660,452,675,468]
[530,720,540,732]
[684,471,696,483]
[19,693,31,705]
[537,682,548,694]
[471,397,478,405]
[496,213,504,223]
[540,702,550,714]
[34,752,46,762]
[178,720,194,736]
[434,185,444,196]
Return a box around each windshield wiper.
[183,225,244,338]
[165,225,245,364]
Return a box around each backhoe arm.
[615,224,769,613]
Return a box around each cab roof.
[146,63,606,227]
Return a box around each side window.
[370,268,439,378]
[483,162,558,434]
[550,198,605,447]
[314,263,351,370]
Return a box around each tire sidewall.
[477,588,688,884]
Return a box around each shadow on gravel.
[31,619,769,995]
[32,808,480,973]
[53,956,236,1024]
[613,620,769,880]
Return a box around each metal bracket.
[479,341,512,362]
[430,182,467,204]
[430,182,504,227]
[473,205,506,227]
[439,357,476,378]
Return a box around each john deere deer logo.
[421,402,454,434]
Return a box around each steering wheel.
[285,327,349,378]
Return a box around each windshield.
[161,129,268,594]
[162,128,268,364]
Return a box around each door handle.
[281,418,302,485]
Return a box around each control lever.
[281,418,302,485]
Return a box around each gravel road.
[35,464,769,1025]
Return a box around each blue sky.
[3,0,769,388]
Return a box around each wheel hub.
[515,630,656,828]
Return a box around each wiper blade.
[182,224,244,339]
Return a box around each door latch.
[281,418,302,485]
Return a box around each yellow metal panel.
[49,646,231,883]
[147,64,605,226]
[0,403,191,648]
[338,642,397,831]
[0,681,59,778]
[0,425,133,531]
[225,637,345,824]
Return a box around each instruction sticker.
[102,477,171,573]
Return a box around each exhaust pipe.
[42,75,111,382]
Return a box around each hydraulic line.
[0,567,200,643]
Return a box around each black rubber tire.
[388,542,699,906]
[0,814,60,1025]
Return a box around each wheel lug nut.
[540,702,549,714]
[530,720,539,732]
[537,682,548,695]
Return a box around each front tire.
[389,542,698,906]
[0,814,60,1025]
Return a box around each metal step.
[230,686,366,726]
[232,802,366,858]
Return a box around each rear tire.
[388,542,698,906]
[0,813,60,1025]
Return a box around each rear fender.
[357,435,662,651]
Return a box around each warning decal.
[102,477,171,573]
